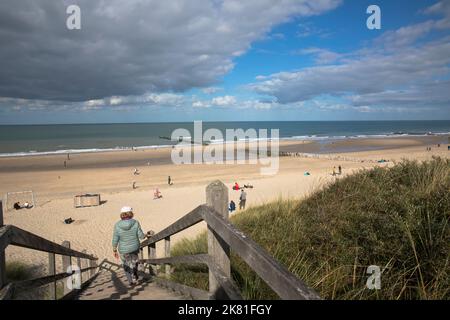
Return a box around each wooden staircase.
[76,260,185,300]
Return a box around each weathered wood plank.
[149,243,156,275]
[13,266,96,291]
[202,206,321,300]
[208,259,242,300]
[89,259,97,278]
[48,252,57,300]
[62,241,72,296]
[206,180,230,299]
[140,205,204,248]
[153,277,210,300]
[9,226,96,260]
[164,236,171,275]
[0,225,12,253]
[142,254,210,266]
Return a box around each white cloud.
[201,87,223,94]
[211,95,237,106]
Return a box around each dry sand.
[1,136,449,273]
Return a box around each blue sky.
[0,0,449,124]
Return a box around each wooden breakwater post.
[206,180,230,299]
[0,201,6,290]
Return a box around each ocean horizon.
[1,120,450,157]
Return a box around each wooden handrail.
[4,226,97,260]
[138,181,321,300]
[13,266,97,290]
[140,205,205,248]
[201,206,320,300]
[0,200,99,300]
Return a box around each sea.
[0,121,449,157]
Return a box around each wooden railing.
[138,180,321,300]
[0,200,98,300]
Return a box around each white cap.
[121,206,133,213]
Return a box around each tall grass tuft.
[170,158,450,299]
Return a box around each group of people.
[229,182,248,212]
[130,166,173,194]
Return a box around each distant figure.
[64,217,74,224]
[239,190,247,210]
[437,144,440,148]
[67,153,70,160]
[64,160,67,168]
[338,165,342,175]
[244,183,253,189]
[132,181,137,189]
[168,176,173,185]
[154,188,162,199]
[233,182,240,191]
[13,202,21,210]
[229,200,236,212]
[133,168,139,175]
[332,167,336,176]
[23,202,32,209]
[112,207,150,286]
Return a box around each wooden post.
[48,252,57,300]
[76,256,82,287]
[164,236,171,276]
[89,258,96,278]
[149,243,156,275]
[61,241,71,296]
[81,250,87,284]
[206,180,230,299]
[0,201,6,290]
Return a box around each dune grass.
[5,261,33,282]
[169,158,450,299]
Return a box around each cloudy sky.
[0,0,449,124]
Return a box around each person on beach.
[168,176,172,185]
[332,167,336,176]
[112,206,149,286]
[154,188,162,199]
[132,181,136,189]
[229,200,236,212]
[133,168,139,175]
[239,190,247,210]
[64,160,67,168]
[338,165,342,175]
[233,182,240,191]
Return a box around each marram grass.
[170,158,450,300]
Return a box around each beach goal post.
[4,191,35,211]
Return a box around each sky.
[0,0,449,124]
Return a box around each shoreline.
[0,133,448,159]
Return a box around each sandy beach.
[1,136,449,273]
